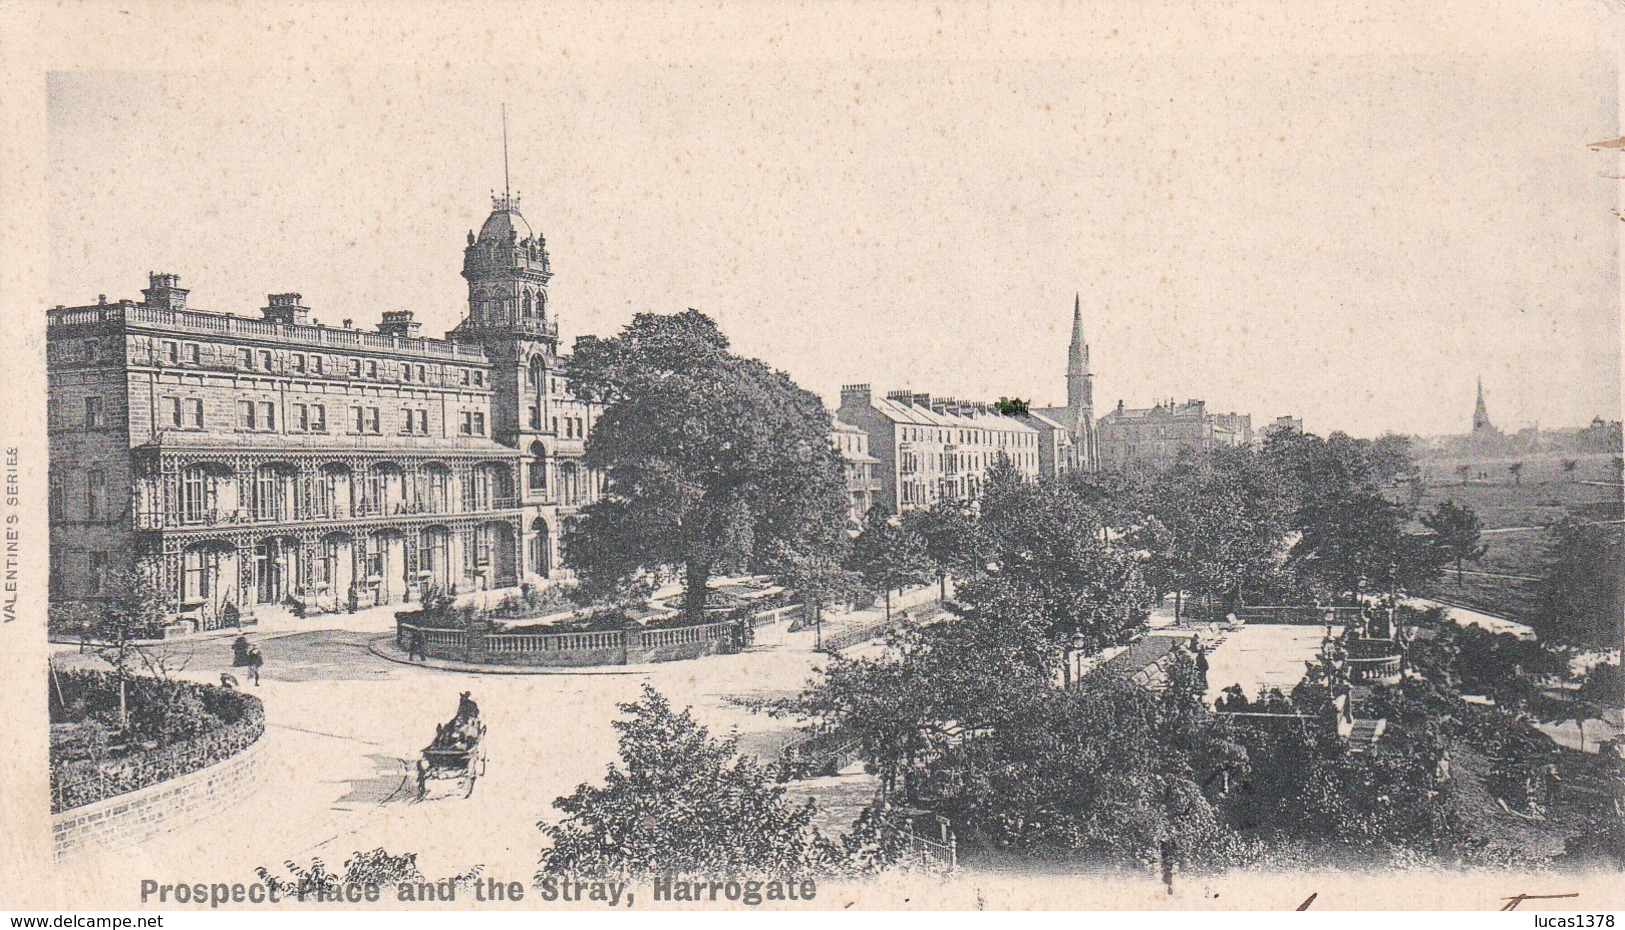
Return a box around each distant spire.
[502,103,511,205]
[1473,375,1495,434]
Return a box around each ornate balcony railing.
[134,496,525,531]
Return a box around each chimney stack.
[141,272,189,312]
[261,293,311,325]
[376,310,422,338]
[840,383,872,409]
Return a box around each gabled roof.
[1030,406,1081,431]
[867,398,1038,433]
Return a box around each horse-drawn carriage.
[416,691,487,800]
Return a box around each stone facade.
[836,386,1041,513]
[1097,398,1253,470]
[47,193,602,625]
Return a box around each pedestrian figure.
[232,634,251,667]
[1544,762,1562,809]
[1436,749,1451,783]
[221,601,240,629]
[409,629,426,662]
[246,644,264,686]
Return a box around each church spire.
[1473,376,1495,434]
[1066,293,1092,413]
[1064,292,1100,473]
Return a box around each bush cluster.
[49,670,265,813]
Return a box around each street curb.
[365,635,648,676]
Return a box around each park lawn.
[1411,454,1622,622]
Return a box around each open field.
[1411,452,1622,622]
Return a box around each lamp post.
[1064,631,1088,689]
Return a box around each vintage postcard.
[0,0,1621,916]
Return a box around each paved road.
[54,608,847,890]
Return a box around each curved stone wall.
[51,734,269,860]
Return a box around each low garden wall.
[52,735,267,860]
[398,617,743,667]
[49,672,267,858]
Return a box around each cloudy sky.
[43,1,1622,437]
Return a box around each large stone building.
[1096,398,1253,470]
[47,191,602,627]
[1032,295,1101,474]
[836,386,1041,513]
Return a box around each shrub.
[48,670,265,812]
[50,721,111,764]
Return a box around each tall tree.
[1421,500,1489,586]
[563,311,848,617]
[1142,448,1290,619]
[1291,491,1442,602]
[848,508,933,621]
[770,540,861,647]
[1369,433,1417,484]
[1539,517,1625,648]
[971,469,1152,659]
[901,499,984,600]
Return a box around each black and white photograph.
[1,0,1621,917]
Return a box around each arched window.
[523,293,533,317]
[529,357,546,393]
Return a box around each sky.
[42,2,1624,438]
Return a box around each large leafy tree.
[563,311,849,616]
[847,508,933,621]
[1291,491,1444,601]
[1420,500,1488,586]
[1141,447,1291,619]
[769,540,861,646]
[1539,517,1625,648]
[971,468,1152,658]
[1264,430,1443,601]
[537,685,887,878]
[901,498,985,600]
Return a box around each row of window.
[229,401,485,437]
[897,425,1036,447]
[45,396,113,431]
[154,339,489,387]
[50,550,110,595]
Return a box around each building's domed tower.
[454,193,555,348]
[450,177,598,581]
[451,192,558,448]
